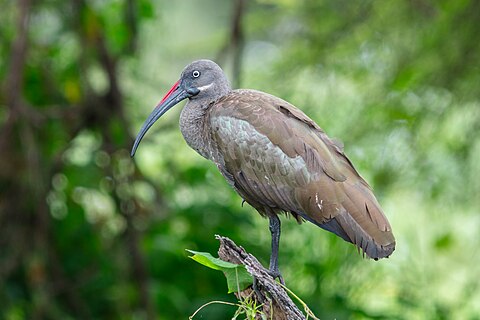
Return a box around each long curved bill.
[131,80,188,157]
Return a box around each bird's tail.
[297,180,396,260]
[319,209,395,259]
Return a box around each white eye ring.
[192,70,200,78]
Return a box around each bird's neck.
[179,100,213,160]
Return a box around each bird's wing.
[209,89,395,259]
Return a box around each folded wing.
[209,89,395,259]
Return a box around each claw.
[268,268,285,285]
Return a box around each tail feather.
[297,178,396,259]
[326,208,395,259]
[301,209,395,259]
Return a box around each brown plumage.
[209,89,394,259]
[131,59,395,281]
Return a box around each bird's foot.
[268,268,285,285]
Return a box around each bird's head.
[130,59,230,157]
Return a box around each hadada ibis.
[131,59,395,282]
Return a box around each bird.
[131,59,395,282]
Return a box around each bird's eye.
[192,70,200,78]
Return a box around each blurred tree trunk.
[0,0,157,318]
[216,0,246,88]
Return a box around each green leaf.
[187,250,253,293]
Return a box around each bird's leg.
[251,215,283,301]
[268,215,285,284]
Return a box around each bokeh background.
[1,0,480,319]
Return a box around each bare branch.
[217,235,307,320]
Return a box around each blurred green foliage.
[1,0,479,319]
